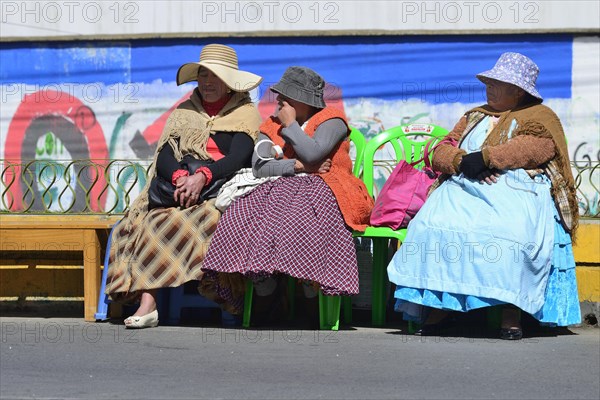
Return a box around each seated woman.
[200,66,373,319]
[387,52,581,340]
[105,44,262,328]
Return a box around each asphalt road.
[1,317,598,400]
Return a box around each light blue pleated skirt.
[392,214,581,327]
[388,116,581,327]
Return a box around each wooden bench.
[0,214,121,321]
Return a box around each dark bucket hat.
[270,66,326,108]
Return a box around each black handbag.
[148,155,229,210]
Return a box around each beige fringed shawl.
[124,89,262,230]
[433,103,579,238]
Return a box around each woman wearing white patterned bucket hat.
[387,52,580,340]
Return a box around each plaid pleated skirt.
[200,175,359,313]
[105,199,221,304]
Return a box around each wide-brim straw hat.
[270,66,326,109]
[176,44,263,92]
[476,52,542,100]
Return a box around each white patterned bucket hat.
[476,52,542,100]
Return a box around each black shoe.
[414,315,455,336]
[500,328,523,340]
[252,277,288,326]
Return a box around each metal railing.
[368,159,599,219]
[1,159,598,218]
[1,159,151,214]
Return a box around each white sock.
[254,277,277,297]
[302,282,318,299]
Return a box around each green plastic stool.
[486,305,503,330]
[242,279,254,328]
[243,278,342,330]
[408,321,420,335]
[319,291,341,330]
[351,124,449,327]
[242,277,295,328]
[487,305,521,331]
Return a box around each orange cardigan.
[260,107,373,231]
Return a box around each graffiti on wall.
[1,36,598,215]
[2,86,597,217]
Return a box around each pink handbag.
[369,138,451,230]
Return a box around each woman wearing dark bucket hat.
[200,66,374,322]
[105,44,262,328]
[387,52,581,340]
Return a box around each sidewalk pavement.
[1,314,598,400]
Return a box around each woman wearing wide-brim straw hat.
[387,52,581,340]
[200,66,374,324]
[176,44,262,92]
[105,44,263,329]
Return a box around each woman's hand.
[173,173,207,208]
[476,169,502,185]
[460,151,488,179]
[277,101,297,128]
[294,158,332,174]
[315,158,332,173]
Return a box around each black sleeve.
[208,132,254,180]
[156,143,181,180]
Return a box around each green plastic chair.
[350,123,449,326]
[242,126,367,330]
[243,279,343,330]
[349,126,366,178]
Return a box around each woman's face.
[485,79,525,112]
[276,94,312,123]
[197,67,230,103]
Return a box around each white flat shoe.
[124,310,159,329]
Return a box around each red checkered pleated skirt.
[202,175,359,301]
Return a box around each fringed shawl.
[124,89,261,230]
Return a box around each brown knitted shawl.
[435,103,578,237]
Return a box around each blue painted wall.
[1,35,573,103]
